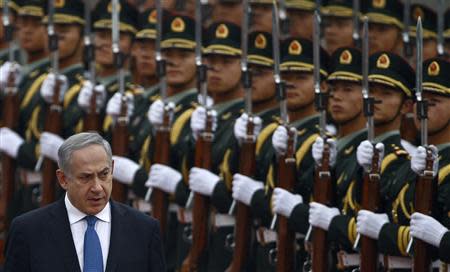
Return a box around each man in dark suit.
[4,132,165,272]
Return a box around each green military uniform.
[327,52,414,271]
[378,59,450,265]
[247,37,329,271]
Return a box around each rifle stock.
[111,101,129,202]
[312,143,333,272]
[151,112,171,234]
[275,127,296,271]
[83,91,100,131]
[226,121,255,272]
[40,81,62,206]
[412,150,435,271]
[360,150,381,271]
[181,114,214,272]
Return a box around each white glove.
[0,61,22,90]
[312,137,337,167]
[188,167,220,196]
[410,212,448,247]
[0,127,24,158]
[112,155,140,185]
[190,106,218,140]
[231,173,264,205]
[309,202,340,231]
[147,99,175,126]
[106,92,134,118]
[233,113,262,144]
[77,81,106,112]
[272,187,303,218]
[39,132,64,162]
[411,145,439,177]
[272,125,298,156]
[356,210,389,239]
[40,73,68,104]
[357,140,384,171]
[197,94,214,107]
[145,163,182,194]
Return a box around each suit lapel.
[48,199,81,272]
[105,201,127,272]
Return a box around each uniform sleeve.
[174,181,190,207]
[250,189,271,226]
[16,141,38,170]
[327,214,357,251]
[288,203,310,234]
[377,223,410,256]
[131,167,149,198]
[4,217,31,272]
[211,181,233,213]
[438,231,450,263]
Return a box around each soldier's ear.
[400,98,414,115]
[320,81,328,92]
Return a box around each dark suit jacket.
[4,198,165,272]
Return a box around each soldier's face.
[94,30,133,66]
[370,83,408,125]
[288,10,313,39]
[414,92,450,135]
[329,81,363,124]
[56,145,113,216]
[323,16,353,55]
[282,71,315,110]
[369,23,402,55]
[250,65,276,102]
[163,48,196,87]
[211,2,243,26]
[411,39,438,69]
[55,24,82,60]
[250,4,272,32]
[17,15,47,53]
[206,54,242,94]
[134,39,156,77]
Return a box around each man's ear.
[56,169,68,190]
[401,98,414,115]
[111,160,115,176]
[321,81,328,92]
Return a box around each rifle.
[352,0,360,48]
[150,0,171,234]
[38,0,63,206]
[0,0,18,263]
[402,0,412,60]
[309,10,333,272]
[437,0,445,57]
[267,2,296,271]
[353,17,381,271]
[407,17,436,271]
[181,1,212,271]
[226,1,255,271]
[110,0,129,202]
[82,0,100,131]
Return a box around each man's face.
[282,71,315,110]
[134,39,156,77]
[206,54,242,94]
[212,2,243,26]
[370,83,406,125]
[55,24,82,60]
[288,9,313,39]
[250,64,276,103]
[323,16,353,55]
[414,92,450,135]
[250,4,272,32]
[163,48,196,87]
[329,81,363,124]
[94,29,133,66]
[57,145,113,215]
[369,23,402,54]
[17,15,47,53]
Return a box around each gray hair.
[57,132,112,175]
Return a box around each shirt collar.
[64,193,111,225]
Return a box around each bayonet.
[402,0,412,59]
[272,1,287,125]
[437,0,444,56]
[2,0,13,62]
[352,0,360,47]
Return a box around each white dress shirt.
[65,194,111,272]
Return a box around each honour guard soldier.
[249,0,273,33]
[366,0,404,55]
[0,0,50,218]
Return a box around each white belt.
[257,227,278,245]
[382,256,442,269]
[18,168,41,185]
[213,213,235,228]
[337,251,385,268]
[177,207,193,224]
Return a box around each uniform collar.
[374,130,400,143]
[337,128,367,153]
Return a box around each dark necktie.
[83,215,103,272]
